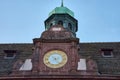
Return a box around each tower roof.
[48,1,74,17]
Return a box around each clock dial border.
[43,50,68,68]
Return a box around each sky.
[0,0,120,43]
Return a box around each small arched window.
[68,23,72,31]
[58,20,63,26]
[50,23,53,27]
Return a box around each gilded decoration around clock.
[43,50,68,68]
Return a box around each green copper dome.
[49,6,74,17]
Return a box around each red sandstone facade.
[0,2,120,79]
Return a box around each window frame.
[101,49,113,57]
[4,50,17,59]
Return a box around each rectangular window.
[4,50,17,59]
[6,53,14,57]
[101,49,113,57]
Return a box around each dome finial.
[61,0,64,7]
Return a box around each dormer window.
[4,50,17,59]
[101,49,113,57]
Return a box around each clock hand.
[51,56,59,63]
[52,56,57,60]
[54,57,61,64]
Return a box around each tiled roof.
[79,42,120,75]
[0,43,33,76]
[0,42,120,76]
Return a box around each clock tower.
[32,2,80,74]
[32,25,79,74]
[11,1,98,78]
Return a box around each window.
[58,20,63,26]
[4,50,17,59]
[6,53,14,57]
[68,23,72,31]
[50,23,53,27]
[101,49,113,57]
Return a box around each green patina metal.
[49,0,74,17]
[49,6,74,17]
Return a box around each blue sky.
[0,0,120,43]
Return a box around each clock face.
[43,50,68,68]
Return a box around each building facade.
[0,2,120,80]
